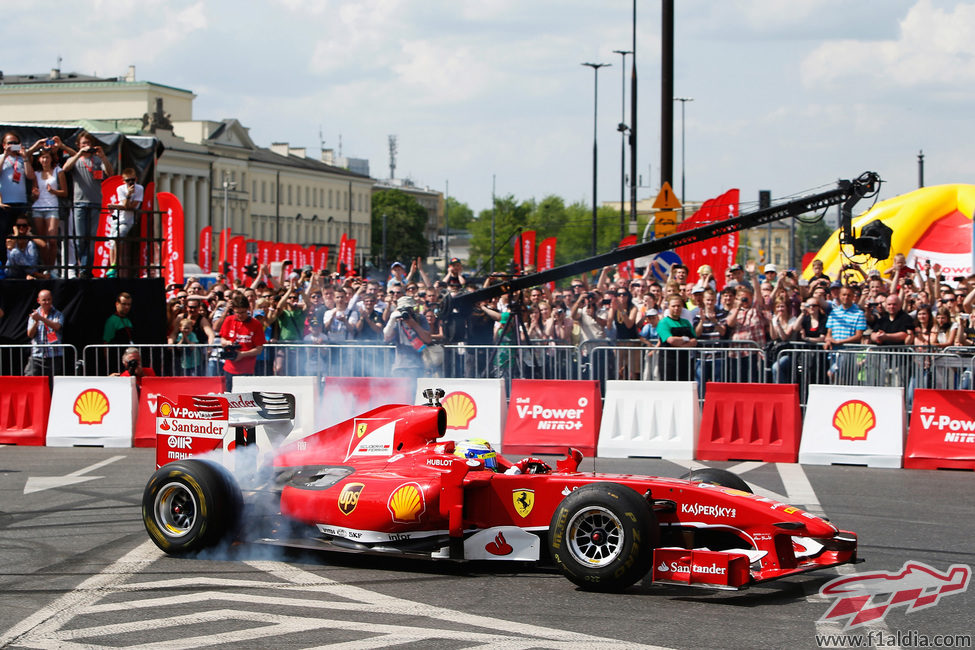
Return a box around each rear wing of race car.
[155,391,296,468]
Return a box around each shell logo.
[387,482,426,524]
[159,401,172,417]
[442,391,477,430]
[73,389,110,425]
[833,400,876,441]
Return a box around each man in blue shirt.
[25,289,65,382]
[825,285,866,383]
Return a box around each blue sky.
[7,0,974,216]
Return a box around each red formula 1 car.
[143,389,859,592]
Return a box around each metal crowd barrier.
[0,343,79,377]
[80,342,397,379]
[439,342,578,383]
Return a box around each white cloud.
[801,0,975,89]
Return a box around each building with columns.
[0,66,373,267]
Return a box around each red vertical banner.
[139,181,155,278]
[617,234,638,280]
[228,235,246,284]
[537,236,557,291]
[290,243,304,267]
[513,233,522,271]
[272,242,287,264]
[306,245,317,270]
[315,245,329,272]
[337,234,348,273]
[674,189,740,284]
[521,230,536,267]
[157,192,185,287]
[93,175,123,278]
[257,240,271,267]
[347,239,357,275]
[218,228,232,274]
[199,226,212,273]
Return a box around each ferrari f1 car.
[143,389,858,592]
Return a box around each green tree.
[445,197,474,230]
[796,218,833,257]
[371,189,429,266]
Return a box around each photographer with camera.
[62,131,113,276]
[111,347,156,390]
[218,294,266,390]
[0,131,38,267]
[383,295,432,379]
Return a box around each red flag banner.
[199,226,212,273]
[674,189,740,285]
[315,246,329,272]
[537,236,557,292]
[338,234,348,273]
[257,240,271,268]
[92,175,123,278]
[522,230,536,267]
[513,234,522,270]
[218,227,232,273]
[157,192,185,287]
[346,238,357,275]
[617,235,638,280]
[272,242,287,264]
[228,235,246,284]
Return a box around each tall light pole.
[613,50,631,242]
[582,61,610,256]
[221,171,236,271]
[674,97,693,220]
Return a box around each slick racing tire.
[142,459,242,555]
[680,467,752,494]
[548,482,658,592]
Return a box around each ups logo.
[338,483,365,515]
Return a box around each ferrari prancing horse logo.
[356,422,368,438]
[513,489,534,518]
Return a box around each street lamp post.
[674,97,693,220]
[221,172,236,272]
[582,61,610,257]
[613,50,631,242]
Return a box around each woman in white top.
[31,148,67,269]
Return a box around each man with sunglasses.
[103,169,143,276]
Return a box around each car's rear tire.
[548,482,658,592]
[142,459,242,555]
[680,467,752,493]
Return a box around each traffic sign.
[655,210,678,238]
[652,182,682,210]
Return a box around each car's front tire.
[142,459,241,555]
[680,467,752,493]
[548,482,658,592]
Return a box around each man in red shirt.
[219,294,266,390]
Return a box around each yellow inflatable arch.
[804,184,975,280]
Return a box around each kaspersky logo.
[833,400,876,441]
[442,391,477,429]
[73,389,110,425]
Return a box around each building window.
[288,185,292,205]
[252,180,257,199]
[328,189,333,209]
[261,181,266,203]
[319,188,324,207]
[305,187,310,206]
[297,185,301,206]
[271,183,276,203]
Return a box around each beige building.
[0,66,373,266]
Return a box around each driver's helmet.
[454,438,498,471]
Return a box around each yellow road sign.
[652,182,682,210]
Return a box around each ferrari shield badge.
[513,489,535,518]
[355,422,368,438]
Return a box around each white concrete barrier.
[798,384,906,468]
[416,378,506,450]
[47,376,137,447]
[597,380,700,459]
[231,375,319,445]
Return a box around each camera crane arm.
[443,172,882,331]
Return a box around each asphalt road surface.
[1,446,973,649]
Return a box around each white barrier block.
[799,385,905,468]
[415,378,506,450]
[47,376,136,447]
[231,375,319,445]
[597,380,700,459]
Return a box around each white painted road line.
[23,454,126,494]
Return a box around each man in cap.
[443,257,466,286]
[763,263,777,283]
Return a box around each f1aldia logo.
[819,561,970,630]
